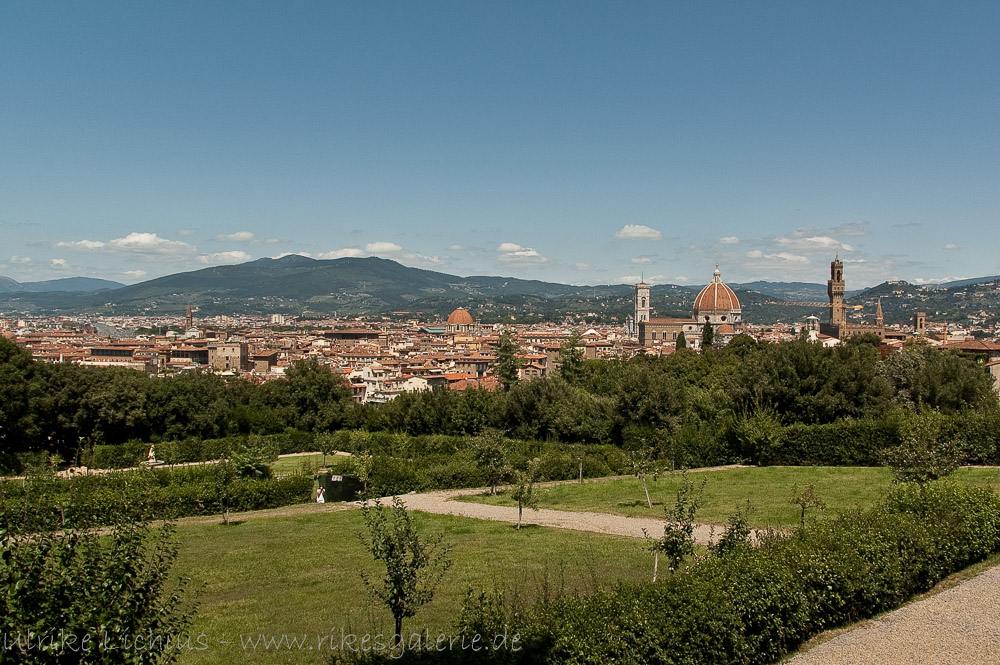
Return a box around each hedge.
[369,481,1000,664]
[0,465,313,534]
[80,431,320,469]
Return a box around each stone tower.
[185,304,193,330]
[914,311,927,336]
[875,298,884,328]
[827,256,846,328]
[634,281,651,327]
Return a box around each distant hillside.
[730,281,828,303]
[940,275,1000,289]
[0,276,22,293]
[0,275,124,294]
[22,277,125,292]
[849,279,1000,328]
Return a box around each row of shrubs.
[78,430,321,469]
[727,408,1000,467]
[0,464,313,534]
[376,481,1000,664]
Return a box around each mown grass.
[269,453,352,476]
[173,508,650,664]
[458,466,1000,528]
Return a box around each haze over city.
[3,2,999,288]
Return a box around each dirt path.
[784,564,1000,664]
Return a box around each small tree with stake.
[626,446,660,510]
[645,473,704,581]
[510,461,540,530]
[472,430,511,496]
[789,483,826,533]
[359,497,452,647]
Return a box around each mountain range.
[1,256,998,328]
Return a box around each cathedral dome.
[693,266,742,324]
[447,308,475,326]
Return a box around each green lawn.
[173,508,649,664]
[269,453,351,476]
[458,466,1000,529]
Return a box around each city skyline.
[3,2,999,289]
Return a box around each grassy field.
[173,508,649,664]
[269,453,352,476]
[458,466,1000,529]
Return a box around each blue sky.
[2,2,998,288]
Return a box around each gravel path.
[374,466,752,544]
[784,564,1000,665]
[392,487,719,543]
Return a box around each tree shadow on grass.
[511,523,543,532]
[617,500,663,508]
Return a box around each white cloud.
[775,226,857,253]
[273,251,312,259]
[631,257,653,264]
[497,246,547,264]
[9,255,31,264]
[914,276,969,285]
[110,232,196,254]
[719,236,740,245]
[402,252,443,266]
[572,263,591,271]
[55,239,106,251]
[315,248,365,259]
[178,228,197,237]
[614,224,662,240]
[50,258,66,268]
[943,243,959,250]
[57,232,197,256]
[365,241,403,253]
[776,233,852,252]
[621,274,665,284]
[123,269,146,279]
[746,249,809,264]
[447,244,464,251]
[217,231,256,242]
[197,250,252,265]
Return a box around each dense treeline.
[2,335,997,472]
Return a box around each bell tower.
[827,256,846,328]
[635,280,650,326]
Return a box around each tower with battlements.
[828,256,846,328]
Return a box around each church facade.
[636,266,741,346]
